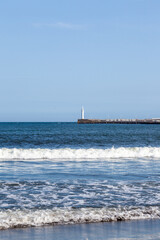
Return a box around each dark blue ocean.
[0,123,160,229]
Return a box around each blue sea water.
[0,123,160,229]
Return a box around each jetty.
[78,119,160,124]
[78,107,160,124]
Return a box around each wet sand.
[1,219,160,240]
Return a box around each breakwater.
[78,119,160,124]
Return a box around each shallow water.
[1,220,160,240]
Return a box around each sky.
[0,0,160,121]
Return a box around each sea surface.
[0,122,160,230]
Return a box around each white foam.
[0,206,160,230]
[0,147,160,160]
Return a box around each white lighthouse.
[81,106,84,119]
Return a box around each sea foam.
[0,147,160,160]
[0,206,160,230]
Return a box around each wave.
[0,147,160,160]
[0,206,160,230]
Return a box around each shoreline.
[1,219,160,240]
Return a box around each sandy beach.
[1,219,160,240]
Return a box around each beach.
[1,220,160,240]
[1,0,160,238]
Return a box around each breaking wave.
[0,206,160,230]
[0,147,160,160]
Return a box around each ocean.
[0,122,160,231]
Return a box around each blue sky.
[0,0,160,121]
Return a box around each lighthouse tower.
[81,106,84,119]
